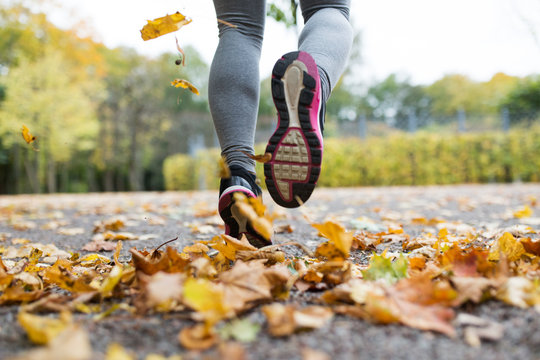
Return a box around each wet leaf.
[141,12,192,41]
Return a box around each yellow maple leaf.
[488,232,526,262]
[141,12,192,41]
[313,221,353,259]
[183,278,230,326]
[171,79,200,95]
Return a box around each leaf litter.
[2,186,540,358]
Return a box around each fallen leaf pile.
[0,187,539,358]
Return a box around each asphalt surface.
[1,184,539,360]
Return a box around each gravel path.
[1,184,539,360]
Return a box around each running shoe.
[264,51,324,208]
[218,166,271,248]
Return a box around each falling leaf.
[141,12,192,41]
[21,124,36,143]
[241,151,272,163]
[171,79,200,95]
[231,193,273,243]
[218,318,261,343]
[218,156,231,179]
[18,311,72,345]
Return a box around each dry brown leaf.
[520,237,540,256]
[218,342,246,360]
[7,325,92,360]
[262,304,333,337]
[82,238,117,252]
[240,151,272,163]
[302,348,330,360]
[178,323,217,351]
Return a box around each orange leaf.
[171,79,200,95]
[21,125,36,144]
[141,12,192,41]
[241,151,272,163]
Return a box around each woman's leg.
[298,0,353,103]
[209,0,266,173]
[263,1,352,208]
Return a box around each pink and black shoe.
[264,51,324,208]
[218,166,270,248]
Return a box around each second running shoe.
[264,51,324,208]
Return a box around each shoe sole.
[264,51,322,208]
[218,187,271,248]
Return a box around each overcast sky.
[43,0,540,85]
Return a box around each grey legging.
[209,0,353,172]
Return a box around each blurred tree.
[500,75,540,122]
[426,74,481,117]
[362,74,431,129]
[267,0,298,28]
[0,49,99,193]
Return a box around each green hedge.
[163,128,540,190]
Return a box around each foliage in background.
[1,1,539,195]
[163,127,540,191]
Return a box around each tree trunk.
[23,151,40,193]
[128,105,143,191]
[47,158,56,193]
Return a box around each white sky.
[44,0,540,85]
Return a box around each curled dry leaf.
[240,151,272,163]
[141,12,192,41]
